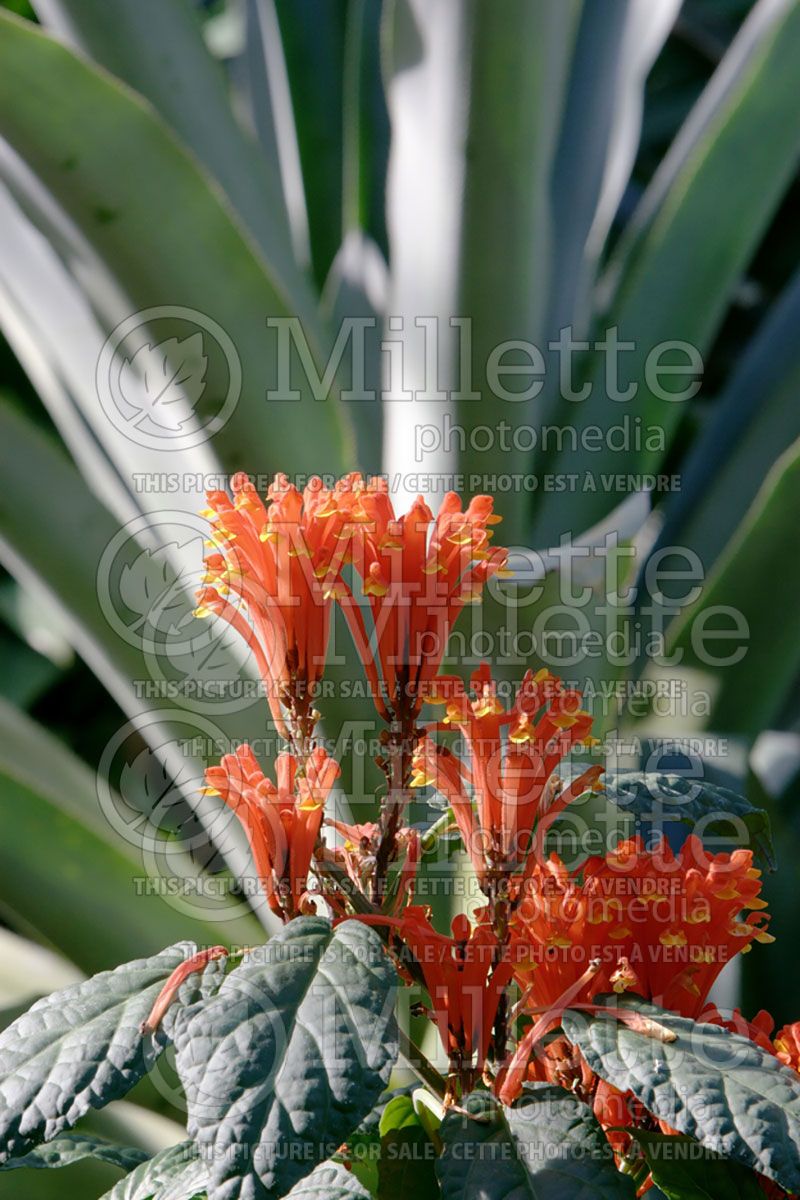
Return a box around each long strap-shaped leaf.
[533,0,800,545]
[0,10,352,478]
[0,694,262,971]
[666,436,800,734]
[652,262,800,577]
[0,399,279,933]
[546,0,681,344]
[382,0,578,542]
[30,0,303,298]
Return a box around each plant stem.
[372,709,417,902]
[398,1028,447,1100]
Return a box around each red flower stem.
[372,706,417,903]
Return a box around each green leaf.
[546,0,679,342]
[30,0,299,290]
[1,1132,148,1173]
[563,994,800,1193]
[100,1140,207,1200]
[628,1129,763,1200]
[0,694,262,972]
[667,437,800,735]
[340,0,388,253]
[274,0,347,287]
[604,771,774,869]
[171,917,398,1199]
[321,229,385,474]
[383,0,578,543]
[0,398,276,938]
[437,1084,634,1199]
[285,1160,374,1199]
[378,1095,420,1138]
[338,1130,381,1198]
[0,10,351,478]
[653,262,800,584]
[534,0,800,542]
[376,1095,439,1200]
[0,943,194,1164]
[378,1127,438,1200]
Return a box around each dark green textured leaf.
[563,994,800,1193]
[628,1129,763,1200]
[100,1140,207,1200]
[1,1131,148,1173]
[437,1084,634,1199]
[337,1130,381,1197]
[171,917,398,1199]
[604,772,774,868]
[285,1160,373,1198]
[0,942,194,1164]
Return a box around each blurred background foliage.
[0,0,799,1193]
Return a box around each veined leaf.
[0,943,194,1164]
[604,771,774,869]
[99,1140,207,1200]
[171,917,398,1199]
[437,1084,634,1199]
[564,994,800,1193]
[1,1132,148,1174]
[285,1160,374,1199]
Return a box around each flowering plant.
[0,475,799,1200]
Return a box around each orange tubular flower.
[324,479,508,721]
[324,818,420,910]
[203,744,340,919]
[196,473,350,738]
[357,906,513,1076]
[774,1022,800,1072]
[501,836,773,1108]
[411,664,603,885]
[701,1005,777,1054]
[578,835,773,1018]
[509,835,772,1020]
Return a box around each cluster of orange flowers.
[196,473,796,1120]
